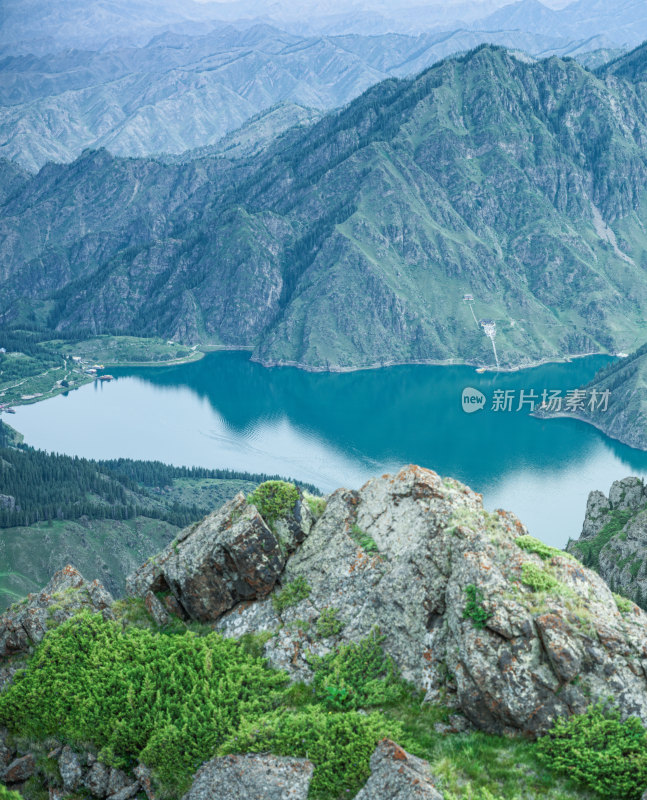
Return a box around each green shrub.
[248,481,299,528]
[237,630,275,658]
[516,535,568,561]
[463,585,492,629]
[0,612,288,798]
[309,628,407,710]
[349,523,379,553]
[315,607,344,638]
[272,576,312,614]
[538,703,647,799]
[570,509,634,571]
[614,593,634,614]
[521,563,559,592]
[0,785,23,800]
[221,706,399,799]
[304,493,327,520]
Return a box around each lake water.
[10,352,647,548]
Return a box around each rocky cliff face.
[128,465,647,737]
[568,476,647,608]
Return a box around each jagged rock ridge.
[569,476,647,607]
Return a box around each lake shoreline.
[252,350,610,375]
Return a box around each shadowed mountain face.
[3,45,647,371]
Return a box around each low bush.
[0,612,288,797]
[516,535,568,561]
[220,706,399,799]
[248,481,299,528]
[272,576,312,613]
[309,628,407,710]
[521,563,559,592]
[349,523,379,553]
[463,585,492,629]
[538,703,647,799]
[0,785,22,800]
[315,607,344,638]
[304,493,327,520]
[614,593,634,614]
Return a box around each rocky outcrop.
[0,565,113,689]
[0,496,15,512]
[569,477,647,606]
[126,492,313,623]
[182,754,313,800]
[354,740,443,800]
[0,737,140,800]
[216,466,647,736]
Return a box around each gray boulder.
[181,754,313,800]
[84,761,111,798]
[127,491,313,623]
[4,754,35,783]
[144,591,171,627]
[58,746,83,792]
[217,466,647,736]
[354,740,444,800]
[0,566,113,662]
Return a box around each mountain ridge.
[3,45,647,370]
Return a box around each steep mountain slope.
[541,340,647,450]
[3,45,647,370]
[0,25,621,171]
[568,476,647,608]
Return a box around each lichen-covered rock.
[182,754,313,800]
[570,476,647,605]
[0,728,14,771]
[107,785,140,800]
[579,489,611,539]
[217,466,647,736]
[0,566,113,673]
[144,591,170,627]
[84,761,111,798]
[134,763,155,800]
[127,492,311,622]
[609,477,646,511]
[58,746,83,792]
[4,754,35,783]
[354,740,444,799]
[107,767,135,797]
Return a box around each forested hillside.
[0,428,318,604]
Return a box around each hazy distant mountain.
[0,22,628,171]
[477,0,647,48]
[3,44,647,372]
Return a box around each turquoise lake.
[10,351,647,548]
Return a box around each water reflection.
[11,352,647,547]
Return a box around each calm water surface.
[11,352,647,547]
